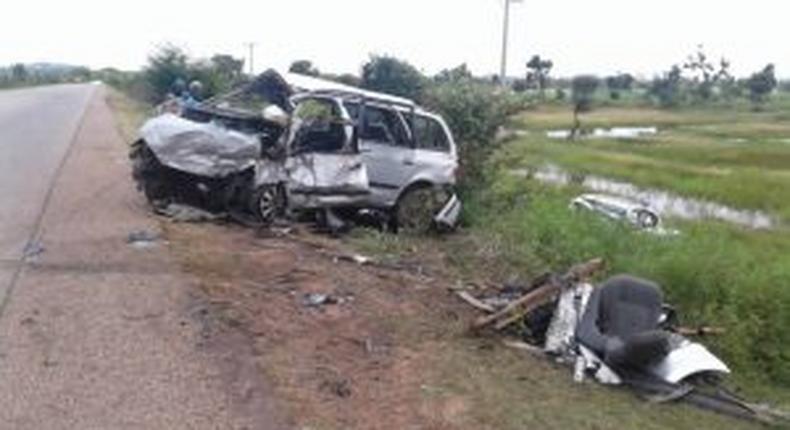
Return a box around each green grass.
[104,87,151,143]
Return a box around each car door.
[411,114,458,187]
[285,97,370,197]
[346,102,417,207]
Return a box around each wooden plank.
[472,258,604,330]
[455,291,496,313]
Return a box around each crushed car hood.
[140,113,261,178]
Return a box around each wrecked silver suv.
[131,70,461,232]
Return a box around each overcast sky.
[1,0,786,78]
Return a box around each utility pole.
[500,0,522,84]
[245,42,257,76]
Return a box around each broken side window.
[413,115,451,152]
[291,98,347,154]
[346,103,410,147]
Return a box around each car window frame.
[412,114,452,153]
[345,101,412,148]
[290,96,354,155]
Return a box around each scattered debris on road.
[22,240,46,260]
[333,253,374,266]
[155,203,227,223]
[126,229,162,248]
[303,292,354,308]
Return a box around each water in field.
[546,126,658,140]
[512,164,776,230]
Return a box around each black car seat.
[576,275,671,370]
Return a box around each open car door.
[285,96,370,207]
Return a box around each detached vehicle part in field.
[571,193,678,235]
[130,70,461,231]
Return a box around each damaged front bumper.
[434,193,462,231]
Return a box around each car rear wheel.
[395,185,449,234]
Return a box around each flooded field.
[513,164,776,229]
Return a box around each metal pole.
[246,42,256,76]
[500,0,511,83]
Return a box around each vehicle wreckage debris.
[154,203,226,223]
[471,258,605,330]
[333,253,374,266]
[455,262,790,425]
[675,326,726,336]
[302,292,354,308]
[131,69,462,236]
[126,229,162,248]
[22,240,46,260]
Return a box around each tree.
[682,46,733,103]
[526,55,553,99]
[649,65,683,107]
[191,54,245,96]
[605,73,634,100]
[423,80,509,182]
[746,64,777,110]
[11,63,27,82]
[289,60,320,77]
[435,64,473,83]
[570,75,600,139]
[143,44,190,102]
[361,55,425,100]
[211,54,245,82]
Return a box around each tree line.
[517,47,779,111]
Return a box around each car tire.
[395,185,448,235]
[130,141,172,208]
[251,184,283,226]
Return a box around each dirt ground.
[158,219,765,430]
[164,223,474,430]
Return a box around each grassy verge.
[455,104,790,394]
[104,87,151,143]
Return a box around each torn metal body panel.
[647,338,730,384]
[140,114,261,178]
[131,69,461,230]
[544,282,594,359]
[571,193,679,235]
[434,193,462,231]
[285,153,371,208]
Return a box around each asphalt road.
[0,85,94,295]
[0,85,284,429]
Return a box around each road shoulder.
[0,86,287,429]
